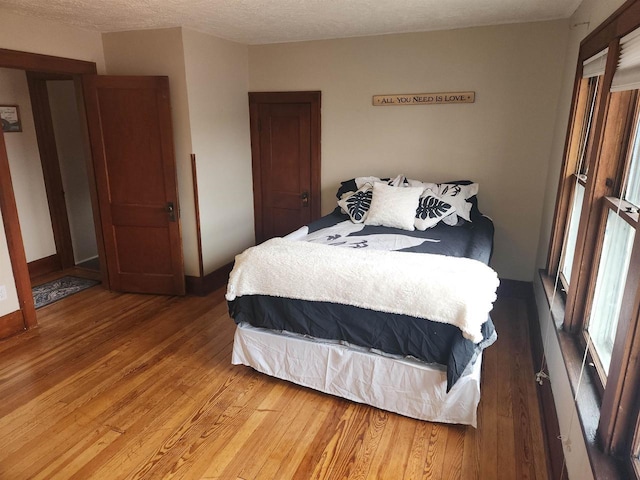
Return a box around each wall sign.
[372,91,475,106]
[0,105,22,132]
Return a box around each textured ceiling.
[0,0,582,45]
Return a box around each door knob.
[301,192,309,207]
[167,201,176,222]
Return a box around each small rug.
[33,276,100,309]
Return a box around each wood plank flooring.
[0,285,549,479]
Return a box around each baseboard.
[28,254,61,280]
[185,262,234,296]
[75,254,99,264]
[0,310,26,339]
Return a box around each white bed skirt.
[231,323,482,427]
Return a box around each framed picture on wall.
[0,105,22,133]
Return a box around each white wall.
[182,28,253,274]
[533,276,594,480]
[0,67,56,263]
[102,28,198,276]
[0,8,105,318]
[533,1,626,479]
[47,80,98,264]
[249,21,569,281]
[0,10,106,74]
[103,27,255,277]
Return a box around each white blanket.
[226,238,499,343]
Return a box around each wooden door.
[83,75,185,295]
[249,92,321,243]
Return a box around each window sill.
[538,270,625,479]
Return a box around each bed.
[226,176,498,427]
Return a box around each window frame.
[556,75,600,296]
[548,72,605,282]
[547,0,640,475]
[583,198,637,388]
[558,178,586,294]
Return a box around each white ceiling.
[0,0,582,45]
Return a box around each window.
[559,76,600,287]
[560,182,584,283]
[548,5,640,476]
[634,413,640,471]
[550,56,605,292]
[587,206,635,377]
[585,107,640,383]
[625,115,640,206]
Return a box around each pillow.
[364,182,423,231]
[414,189,456,230]
[385,174,424,188]
[388,174,408,186]
[337,175,422,199]
[337,178,483,225]
[337,184,373,223]
[336,176,386,200]
[438,183,479,222]
[336,178,359,199]
[442,213,462,226]
[357,176,387,188]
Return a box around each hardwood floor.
[0,286,549,479]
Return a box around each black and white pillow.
[337,184,373,223]
[438,183,479,224]
[414,189,456,230]
[387,174,409,187]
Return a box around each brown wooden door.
[83,75,184,295]
[249,92,321,243]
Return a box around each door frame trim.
[248,91,321,243]
[0,129,35,331]
[0,48,97,332]
[26,71,76,270]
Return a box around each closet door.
[249,91,321,243]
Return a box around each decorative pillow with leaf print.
[414,189,456,230]
[337,184,373,223]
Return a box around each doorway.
[23,72,101,280]
[0,49,98,337]
[0,49,186,340]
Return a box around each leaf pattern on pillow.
[416,195,453,220]
[345,189,372,221]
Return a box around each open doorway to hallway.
[0,67,101,307]
[0,68,99,279]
